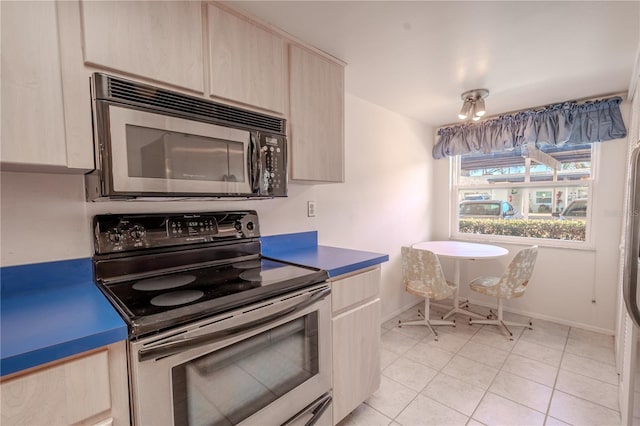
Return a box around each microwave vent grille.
[102,75,285,134]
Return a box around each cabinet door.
[332,298,381,424]
[207,4,285,113]
[80,1,204,93]
[1,1,67,168]
[1,350,111,425]
[289,45,345,182]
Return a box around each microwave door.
[140,133,237,182]
[107,105,252,196]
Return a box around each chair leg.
[398,299,455,341]
[494,299,513,339]
[469,297,533,340]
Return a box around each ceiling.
[228,1,639,127]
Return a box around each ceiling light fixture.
[458,89,489,121]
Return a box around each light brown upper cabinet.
[289,45,345,182]
[0,1,91,172]
[207,4,286,114]
[80,1,204,93]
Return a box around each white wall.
[0,93,433,321]
[431,103,632,334]
[314,94,434,319]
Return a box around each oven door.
[129,283,332,426]
[101,102,256,196]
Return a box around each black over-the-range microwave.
[85,73,287,201]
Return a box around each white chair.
[468,246,538,339]
[398,247,456,340]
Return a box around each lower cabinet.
[0,342,129,426]
[330,266,381,424]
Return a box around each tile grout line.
[542,324,571,424]
[465,318,522,424]
[376,307,616,426]
[381,325,429,425]
[373,306,620,426]
[383,306,483,424]
[550,329,622,420]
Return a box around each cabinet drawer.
[331,267,380,313]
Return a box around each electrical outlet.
[307,201,316,217]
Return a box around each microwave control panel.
[258,133,287,197]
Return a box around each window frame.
[449,145,598,249]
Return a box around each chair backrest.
[497,246,538,295]
[401,246,454,300]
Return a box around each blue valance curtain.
[432,96,627,159]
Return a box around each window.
[535,191,552,205]
[453,143,593,243]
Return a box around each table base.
[441,305,486,320]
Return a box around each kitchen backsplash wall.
[0,93,433,321]
[1,171,92,263]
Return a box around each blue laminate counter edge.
[261,232,389,277]
[1,258,127,377]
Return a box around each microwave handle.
[138,286,330,362]
[249,132,262,194]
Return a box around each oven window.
[172,312,319,426]
[125,125,245,182]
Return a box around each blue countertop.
[1,258,127,377]
[1,232,387,377]
[262,231,389,277]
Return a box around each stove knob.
[107,230,123,244]
[246,221,255,231]
[234,221,243,231]
[129,225,145,240]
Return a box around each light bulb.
[474,98,486,117]
[458,100,472,120]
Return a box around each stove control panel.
[94,211,260,254]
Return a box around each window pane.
[457,187,588,241]
[455,143,592,242]
[459,144,591,185]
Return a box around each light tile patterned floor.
[338,302,620,426]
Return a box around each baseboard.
[381,297,614,336]
[464,296,615,336]
[381,299,423,324]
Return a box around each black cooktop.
[99,257,328,337]
[92,211,328,338]
[104,258,323,318]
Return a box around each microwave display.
[126,125,245,183]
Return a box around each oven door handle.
[281,392,332,426]
[138,286,331,362]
